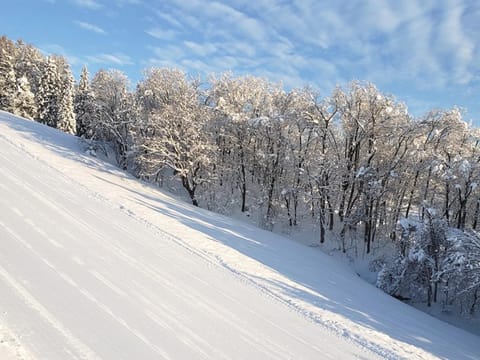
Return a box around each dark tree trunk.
[473,199,480,230]
[405,170,419,218]
[181,175,198,207]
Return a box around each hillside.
[0,110,479,359]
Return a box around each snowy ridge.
[0,111,479,359]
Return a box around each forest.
[1,35,479,317]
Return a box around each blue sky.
[2,0,479,122]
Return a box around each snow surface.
[0,111,479,360]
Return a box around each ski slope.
[0,111,478,360]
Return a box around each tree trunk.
[444,182,450,225]
[470,287,479,315]
[320,220,325,244]
[472,199,480,230]
[240,151,247,212]
[181,175,198,207]
[421,167,433,220]
[405,170,419,218]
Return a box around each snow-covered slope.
[0,111,478,360]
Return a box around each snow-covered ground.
[0,111,479,360]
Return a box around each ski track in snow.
[0,112,479,360]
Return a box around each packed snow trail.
[0,111,479,359]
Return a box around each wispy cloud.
[117,0,142,5]
[72,0,102,10]
[435,1,475,84]
[156,12,183,28]
[183,41,217,57]
[148,45,185,62]
[86,53,133,66]
[145,28,177,41]
[181,58,217,75]
[143,0,479,99]
[39,44,81,65]
[202,2,267,42]
[6,0,480,121]
[74,21,107,35]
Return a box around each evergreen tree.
[0,44,17,112]
[75,65,95,137]
[13,76,37,119]
[37,56,59,127]
[14,40,45,98]
[56,58,76,134]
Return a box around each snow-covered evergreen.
[13,76,37,119]
[14,40,44,96]
[37,56,59,127]
[0,39,17,113]
[56,58,76,134]
[74,65,95,138]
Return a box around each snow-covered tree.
[209,74,287,222]
[56,57,76,134]
[13,76,37,119]
[0,37,17,112]
[14,39,44,97]
[90,69,135,169]
[437,229,480,315]
[136,68,213,206]
[75,65,95,138]
[35,55,76,133]
[295,88,339,242]
[378,209,449,306]
[333,82,412,253]
[36,56,59,127]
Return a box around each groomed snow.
[0,111,479,359]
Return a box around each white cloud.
[141,0,478,99]
[147,45,186,64]
[181,58,216,75]
[175,13,201,29]
[145,28,177,41]
[204,2,267,42]
[156,12,183,28]
[144,57,179,70]
[435,1,475,84]
[117,0,142,5]
[72,0,102,9]
[86,53,133,66]
[74,21,107,35]
[39,44,80,66]
[365,1,478,89]
[183,41,217,57]
[224,41,256,58]
[208,56,239,72]
[361,0,400,33]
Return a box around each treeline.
[1,35,479,315]
[0,36,76,133]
